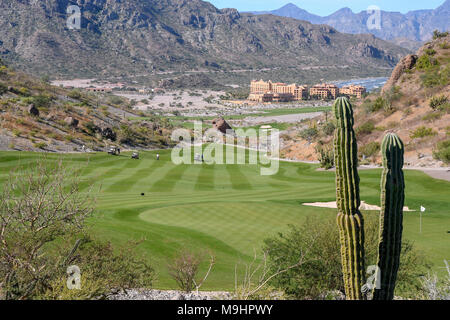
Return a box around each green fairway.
[0,150,448,290]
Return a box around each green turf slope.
[0,150,448,290]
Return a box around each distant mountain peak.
[250,2,449,43]
[438,0,450,10]
[335,7,353,14]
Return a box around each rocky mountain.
[250,1,450,48]
[0,0,409,80]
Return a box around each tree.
[0,159,94,299]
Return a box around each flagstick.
[420,211,422,234]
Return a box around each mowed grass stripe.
[149,163,191,192]
[79,158,132,191]
[107,159,167,193]
[225,164,253,190]
[194,164,216,191]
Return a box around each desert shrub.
[65,135,75,142]
[83,121,97,135]
[68,90,82,99]
[383,86,402,111]
[429,95,448,110]
[0,83,7,95]
[315,144,334,169]
[33,142,47,149]
[363,97,385,114]
[433,139,450,164]
[415,263,450,300]
[167,250,209,293]
[433,30,449,40]
[359,141,380,158]
[321,122,335,136]
[440,42,450,49]
[356,121,375,136]
[416,54,438,71]
[108,95,126,106]
[299,127,318,141]
[422,112,443,122]
[421,71,440,87]
[263,215,431,300]
[425,49,436,56]
[32,95,52,108]
[0,160,94,300]
[410,126,437,139]
[421,64,449,88]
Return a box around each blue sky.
[207,0,446,16]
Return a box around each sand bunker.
[303,201,414,212]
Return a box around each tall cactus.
[373,133,405,300]
[333,97,366,300]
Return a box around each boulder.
[382,54,418,94]
[101,127,117,141]
[28,104,39,117]
[64,116,79,127]
[212,117,233,135]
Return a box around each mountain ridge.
[0,0,409,81]
[248,1,450,47]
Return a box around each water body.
[332,77,388,92]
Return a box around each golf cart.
[108,146,119,155]
[131,152,140,159]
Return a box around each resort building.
[249,80,308,102]
[309,84,339,100]
[340,85,367,99]
[248,80,366,102]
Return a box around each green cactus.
[333,97,366,300]
[373,133,405,300]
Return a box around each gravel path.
[108,289,232,301]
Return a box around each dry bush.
[0,159,94,299]
[167,249,215,293]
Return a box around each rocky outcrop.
[28,104,39,117]
[212,117,233,135]
[64,116,79,127]
[382,54,418,94]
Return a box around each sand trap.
[303,201,414,212]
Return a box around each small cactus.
[333,97,366,300]
[373,133,405,300]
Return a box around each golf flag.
[420,206,426,212]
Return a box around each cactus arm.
[373,133,405,300]
[333,97,366,300]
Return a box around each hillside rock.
[28,104,39,117]
[212,117,233,134]
[382,54,418,93]
[64,116,79,127]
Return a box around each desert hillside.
[353,31,449,167]
[281,32,449,168]
[0,59,172,152]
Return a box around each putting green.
[0,149,448,290]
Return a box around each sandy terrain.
[241,112,323,125]
[303,201,415,211]
[118,90,225,111]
